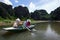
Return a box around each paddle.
[25,27,31,31]
[22,23,31,31]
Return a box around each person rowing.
[22,19,31,31]
[26,19,31,27]
[13,18,21,28]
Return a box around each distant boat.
[3,25,35,32]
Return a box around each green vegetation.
[31,10,50,20]
[0,2,60,21]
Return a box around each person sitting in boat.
[26,19,31,28]
[13,18,21,28]
[22,19,31,31]
[22,19,31,28]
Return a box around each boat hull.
[3,25,35,32]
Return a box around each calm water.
[0,22,60,40]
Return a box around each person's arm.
[25,27,31,31]
[25,21,31,31]
[19,21,23,25]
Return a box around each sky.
[0,0,60,13]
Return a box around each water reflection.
[30,29,37,38]
[0,22,60,40]
[51,22,60,34]
[31,29,37,32]
[44,23,60,40]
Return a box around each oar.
[25,27,31,31]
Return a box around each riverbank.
[0,20,60,26]
[0,20,48,26]
[31,20,50,24]
[31,20,60,23]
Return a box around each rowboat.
[3,25,35,32]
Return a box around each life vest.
[26,21,30,27]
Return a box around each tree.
[14,6,30,19]
[50,7,60,20]
[0,2,15,19]
[31,10,49,20]
[0,5,10,19]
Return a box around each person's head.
[16,18,21,23]
[26,19,31,22]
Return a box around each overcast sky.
[0,0,60,13]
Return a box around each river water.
[0,22,60,40]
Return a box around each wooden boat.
[3,25,35,32]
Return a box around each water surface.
[0,22,60,40]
